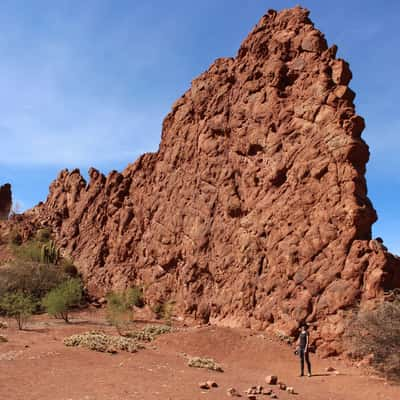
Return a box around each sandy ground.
[0,309,398,400]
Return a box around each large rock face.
[23,7,400,353]
[0,184,12,220]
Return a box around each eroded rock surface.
[18,7,400,353]
[0,184,11,220]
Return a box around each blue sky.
[0,0,399,254]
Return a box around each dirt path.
[0,310,398,400]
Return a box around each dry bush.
[345,293,400,380]
[0,261,67,301]
[64,331,144,353]
[126,325,172,342]
[188,356,224,372]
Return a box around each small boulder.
[326,366,336,372]
[265,375,278,385]
[0,335,8,343]
[279,383,286,390]
[207,381,218,388]
[245,386,263,395]
[227,388,240,397]
[286,387,295,395]
[199,382,210,390]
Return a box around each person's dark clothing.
[299,348,311,376]
[298,331,311,376]
[299,331,308,349]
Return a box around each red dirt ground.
[0,309,398,400]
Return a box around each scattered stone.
[286,387,295,395]
[265,376,278,385]
[245,386,263,395]
[207,381,218,388]
[227,388,240,397]
[269,393,278,399]
[199,382,210,390]
[326,366,336,372]
[247,395,257,400]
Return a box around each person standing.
[297,324,312,377]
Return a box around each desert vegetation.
[188,356,224,372]
[42,278,82,323]
[0,291,36,330]
[0,227,83,328]
[64,331,144,353]
[345,292,400,380]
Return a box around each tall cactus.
[40,240,60,265]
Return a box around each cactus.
[40,240,59,265]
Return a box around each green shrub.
[11,237,60,265]
[42,278,82,323]
[105,290,135,335]
[64,331,144,353]
[0,292,36,330]
[12,240,43,263]
[345,294,400,380]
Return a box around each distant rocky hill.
[8,7,400,355]
[0,184,11,220]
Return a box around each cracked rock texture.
[0,184,11,220]
[16,7,400,354]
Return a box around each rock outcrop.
[0,184,11,220]
[20,7,400,354]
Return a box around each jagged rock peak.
[15,7,400,356]
[0,183,12,220]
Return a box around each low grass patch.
[125,325,172,342]
[63,331,144,353]
[188,356,223,372]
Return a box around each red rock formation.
[22,7,400,354]
[0,184,12,220]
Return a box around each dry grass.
[345,293,400,380]
[63,331,145,353]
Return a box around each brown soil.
[0,309,398,400]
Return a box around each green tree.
[106,290,135,335]
[42,278,82,323]
[0,292,36,330]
